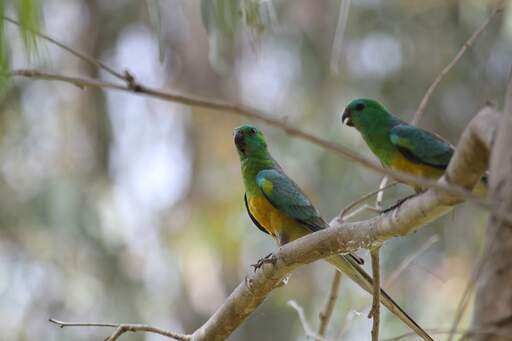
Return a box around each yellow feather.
[247,195,308,242]
[389,153,445,190]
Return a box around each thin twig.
[5,69,490,208]
[384,234,440,288]
[335,181,398,221]
[369,247,382,341]
[288,301,331,341]
[48,318,191,341]
[383,327,512,341]
[447,216,503,341]
[4,16,126,81]
[339,204,380,222]
[375,176,390,210]
[411,4,503,125]
[317,271,342,339]
[106,326,125,341]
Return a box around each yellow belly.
[247,195,307,243]
[389,154,445,190]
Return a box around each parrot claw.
[251,252,277,271]
[380,194,416,214]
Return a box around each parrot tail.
[326,254,433,341]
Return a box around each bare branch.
[411,4,503,125]
[375,177,390,210]
[48,318,191,341]
[5,69,490,208]
[288,301,331,341]
[317,271,342,338]
[384,235,439,288]
[189,106,499,341]
[42,102,501,341]
[340,204,381,222]
[383,327,512,341]
[467,64,512,340]
[334,181,397,222]
[3,17,126,81]
[369,247,382,341]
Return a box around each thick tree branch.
[469,72,512,340]
[49,105,501,341]
[186,106,499,341]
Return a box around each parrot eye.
[248,128,256,136]
[355,103,365,111]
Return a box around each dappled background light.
[0,1,510,340]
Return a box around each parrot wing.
[390,124,454,169]
[256,168,364,265]
[256,169,327,232]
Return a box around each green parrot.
[234,124,433,341]
[342,98,486,192]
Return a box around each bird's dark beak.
[234,129,246,152]
[342,108,353,127]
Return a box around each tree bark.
[471,76,512,340]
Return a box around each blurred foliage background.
[0,0,510,340]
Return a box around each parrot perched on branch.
[233,124,433,341]
[342,98,486,192]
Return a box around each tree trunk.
[471,78,512,340]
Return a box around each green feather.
[256,169,327,232]
[389,124,453,168]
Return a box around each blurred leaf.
[145,0,165,63]
[200,0,272,75]
[0,0,9,89]
[17,0,40,54]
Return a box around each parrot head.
[342,98,390,130]
[234,124,268,158]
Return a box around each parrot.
[233,124,433,341]
[341,98,486,193]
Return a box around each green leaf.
[18,0,40,54]
[0,0,10,89]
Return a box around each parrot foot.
[380,194,416,214]
[251,252,277,271]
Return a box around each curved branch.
[48,318,191,341]
[188,106,499,341]
[411,4,503,125]
[6,69,489,208]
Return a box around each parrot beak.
[234,129,246,152]
[342,108,353,127]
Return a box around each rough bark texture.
[471,78,512,340]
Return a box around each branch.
[288,301,331,341]
[317,270,342,338]
[45,104,502,341]
[187,106,499,341]
[411,4,503,125]
[384,234,440,288]
[3,17,126,81]
[48,318,191,341]
[465,64,512,341]
[369,247,382,341]
[371,1,502,216]
[5,68,490,209]
[334,181,397,222]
